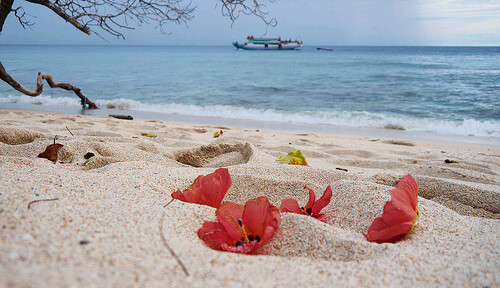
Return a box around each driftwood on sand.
[0,61,98,109]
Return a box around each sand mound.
[416,176,500,215]
[261,214,387,261]
[0,126,45,145]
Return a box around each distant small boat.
[233,36,302,50]
[316,47,334,51]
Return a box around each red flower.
[171,168,231,208]
[363,174,419,243]
[198,196,281,254]
[279,186,332,221]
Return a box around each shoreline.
[1,103,498,146]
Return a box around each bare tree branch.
[2,1,275,39]
[218,0,277,28]
[12,5,34,29]
[0,61,98,109]
[24,0,198,39]
[25,0,91,34]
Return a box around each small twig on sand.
[66,126,74,137]
[163,199,174,208]
[27,198,59,209]
[160,205,189,277]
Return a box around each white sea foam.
[1,95,498,138]
[0,94,82,106]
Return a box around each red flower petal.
[198,221,234,248]
[315,214,327,222]
[280,186,332,221]
[311,186,333,216]
[304,186,316,210]
[171,168,231,208]
[242,196,281,246]
[216,201,245,243]
[390,174,419,216]
[363,218,415,243]
[382,175,419,226]
[198,202,245,249]
[364,174,419,243]
[381,200,415,226]
[171,175,203,203]
[213,168,232,203]
[279,199,304,214]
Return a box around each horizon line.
[0,43,499,47]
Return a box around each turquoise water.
[0,45,499,139]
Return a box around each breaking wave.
[1,94,498,138]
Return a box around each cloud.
[420,0,500,17]
[416,0,500,45]
[418,0,500,18]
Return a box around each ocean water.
[0,45,499,142]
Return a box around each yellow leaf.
[276,150,308,166]
[141,133,157,138]
[213,130,223,138]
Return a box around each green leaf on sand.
[276,150,308,166]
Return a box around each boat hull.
[232,42,302,50]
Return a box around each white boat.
[233,36,302,50]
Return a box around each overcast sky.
[0,0,498,45]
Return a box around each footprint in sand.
[370,173,499,219]
[382,139,416,146]
[325,149,374,159]
[175,143,252,167]
[82,131,122,137]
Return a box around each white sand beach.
[0,108,498,287]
